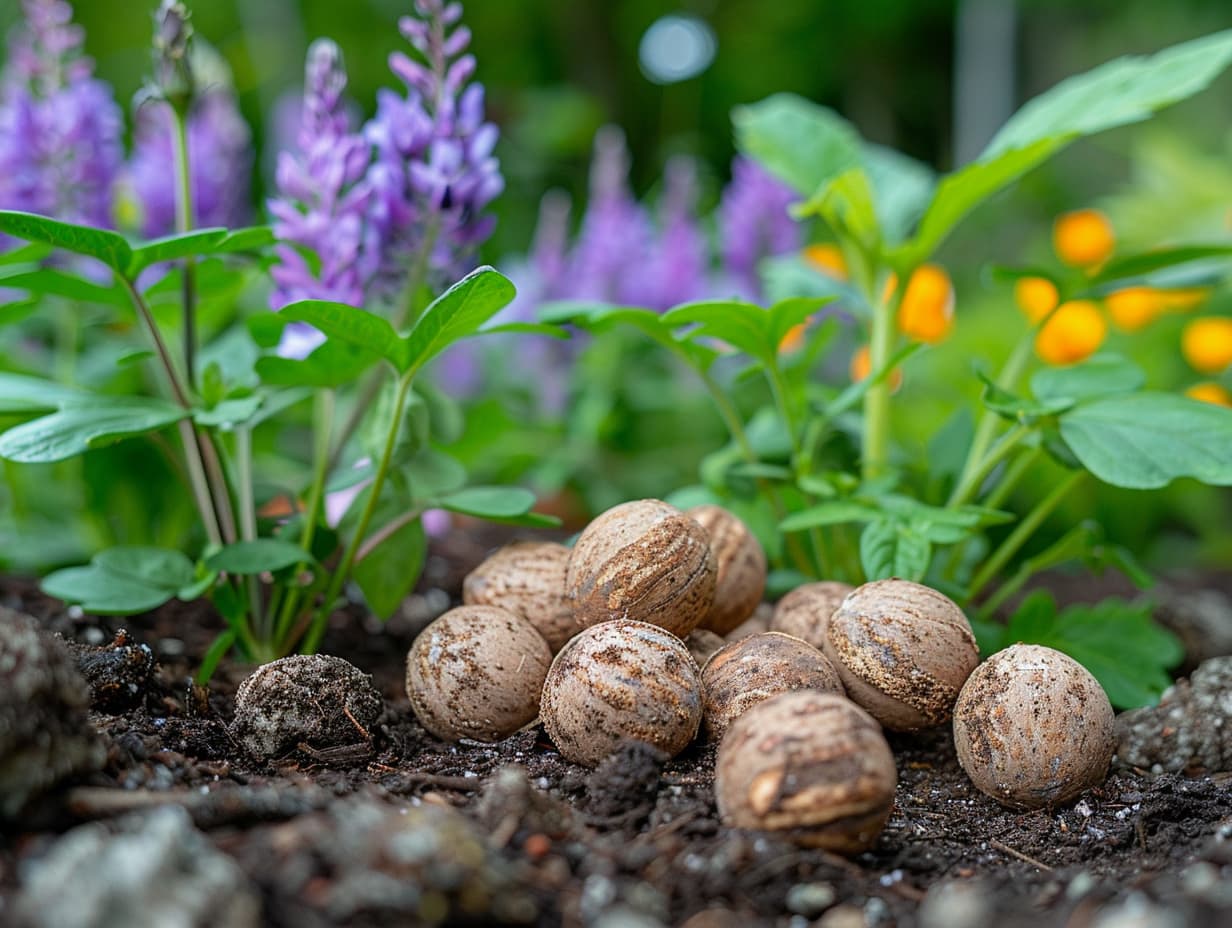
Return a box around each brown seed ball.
[701,632,844,740]
[540,619,702,767]
[716,691,897,853]
[565,499,717,638]
[953,644,1116,810]
[823,578,978,731]
[462,541,575,652]
[687,505,767,635]
[770,581,855,650]
[232,655,384,761]
[685,629,726,666]
[406,605,551,743]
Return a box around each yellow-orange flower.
[1185,382,1232,407]
[802,243,847,280]
[894,264,954,344]
[1158,287,1209,312]
[1181,317,1232,374]
[1013,276,1059,324]
[779,322,807,353]
[1105,286,1165,332]
[1035,300,1107,365]
[850,345,903,391]
[1053,209,1115,268]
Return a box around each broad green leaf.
[0,210,132,272]
[435,485,541,520]
[979,370,1072,419]
[0,372,89,412]
[767,296,828,350]
[403,266,517,375]
[0,241,52,265]
[732,94,863,200]
[404,448,467,497]
[0,268,127,306]
[781,500,879,532]
[0,398,188,463]
[1092,245,1232,284]
[205,539,313,574]
[278,300,406,371]
[589,306,720,370]
[1031,354,1145,404]
[193,395,263,428]
[94,546,196,591]
[215,225,276,253]
[41,564,173,614]
[1060,392,1232,488]
[353,512,427,620]
[861,144,936,246]
[0,299,38,327]
[255,338,379,388]
[860,520,931,582]
[663,299,773,362]
[477,321,571,339]
[196,630,237,684]
[127,228,228,275]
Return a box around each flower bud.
[1035,300,1107,366]
[1181,318,1232,375]
[1053,209,1115,268]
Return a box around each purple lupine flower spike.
[268,39,383,358]
[364,0,503,291]
[627,156,708,311]
[718,155,802,302]
[0,0,123,230]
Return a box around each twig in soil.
[988,838,1053,871]
[342,705,372,741]
[1136,818,1148,852]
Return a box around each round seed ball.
[823,578,978,731]
[232,655,384,761]
[406,605,552,743]
[770,581,855,650]
[701,632,844,740]
[687,504,767,635]
[716,691,897,853]
[565,499,717,638]
[953,644,1115,810]
[540,619,702,767]
[462,541,575,652]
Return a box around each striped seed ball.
[566,499,717,638]
[716,691,897,853]
[823,579,978,731]
[540,619,703,767]
[687,504,767,635]
[462,541,575,652]
[406,605,552,743]
[770,581,856,650]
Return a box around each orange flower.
[894,264,954,344]
[1181,317,1232,374]
[802,243,847,280]
[1185,382,1232,407]
[1104,286,1165,332]
[1013,276,1059,324]
[1035,300,1107,365]
[1053,209,1115,268]
[850,345,903,390]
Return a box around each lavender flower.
[718,155,802,301]
[624,156,708,311]
[267,38,381,351]
[0,0,123,229]
[364,0,503,291]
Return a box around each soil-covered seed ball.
[232,654,384,761]
[823,578,978,731]
[685,629,726,666]
[716,691,897,853]
[770,581,855,650]
[953,644,1115,810]
[407,605,551,743]
[565,499,717,638]
[687,505,767,635]
[701,632,844,740]
[540,619,702,767]
[462,541,575,652]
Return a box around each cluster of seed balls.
[400,498,1118,854]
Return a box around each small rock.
[818,904,866,928]
[0,608,104,818]
[230,655,383,762]
[786,882,836,917]
[66,628,155,711]
[918,880,992,928]
[12,806,260,928]
[1090,892,1185,928]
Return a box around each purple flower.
[127,86,253,238]
[0,0,123,230]
[364,0,503,291]
[717,156,802,301]
[623,156,708,311]
[267,38,381,348]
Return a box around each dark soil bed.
[3,541,1232,928]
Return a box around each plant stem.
[982,447,1041,512]
[967,470,1085,603]
[235,426,264,638]
[947,423,1031,509]
[862,276,898,480]
[170,106,198,386]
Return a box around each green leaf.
[860,520,931,582]
[404,448,467,497]
[205,539,313,574]
[255,338,380,388]
[767,296,828,350]
[732,93,863,200]
[663,299,774,362]
[0,210,132,272]
[781,500,879,532]
[1031,354,1145,405]
[0,242,52,266]
[278,300,407,371]
[1091,245,1232,283]
[353,512,427,620]
[978,369,1072,420]
[196,630,237,684]
[127,228,229,275]
[0,268,127,306]
[193,395,263,428]
[861,144,936,246]
[0,372,89,413]
[94,546,196,591]
[214,225,276,254]
[402,266,517,375]
[41,564,174,615]
[435,486,537,519]
[1060,392,1232,488]
[477,321,571,339]
[0,399,188,463]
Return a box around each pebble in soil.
[64,627,155,712]
[230,654,384,764]
[0,607,104,818]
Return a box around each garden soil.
[2,537,1231,928]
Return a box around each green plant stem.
[302,371,413,654]
[967,470,1086,603]
[198,432,238,544]
[862,279,897,480]
[947,423,1031,509]
[982,447,1041,512]
[235,426,264,638]
[170,106,198,386]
